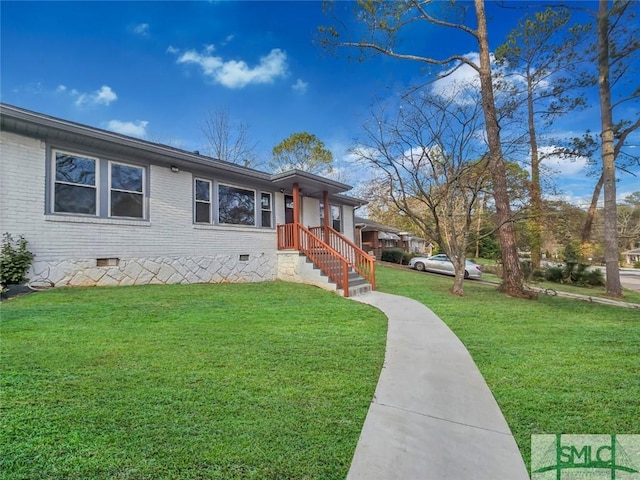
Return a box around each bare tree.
[322,0,529,297]
[201,108,260,168]
[352,86,491,295]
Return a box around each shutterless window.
[261,193,272,228]
[218,184,255,226]
[195,179,212,223]
[331,205,342,232]
[53,151,98,215]
[110,162,144,218]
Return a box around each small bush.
[0,233,35,286]
[402,252,417,265]
[544,266,564,283]
[634,261,640,269]
[381,248,404,264]
[578,269,605,287]
[531,269,545,282]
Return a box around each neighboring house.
[623,248,640,265]
[0,104,374,296]
[355,216,430,259]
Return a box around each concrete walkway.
[347,291,529,480]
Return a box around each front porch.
[272,172,375,297]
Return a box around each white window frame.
[260,192,273,228]
[108,161,146,219]
[194,178,213,224]
[51,150,99,216]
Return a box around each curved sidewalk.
[348,291,529,480]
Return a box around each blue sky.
[1,1,638,206]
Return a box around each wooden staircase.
[277,224,375,297]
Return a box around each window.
[261,193,272,228]
[320,204,342,232]
[53,151,97,214]
[110,162,144,218]
[195,179,212,223]
[50,149,147,219]
[194,179,272,228]
[218,184,255,226]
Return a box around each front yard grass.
[377,265,640,470]
[0,282,387,480]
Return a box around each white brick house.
[0,104,374,295]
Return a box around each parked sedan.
[408,254,483,279]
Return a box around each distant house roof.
[0,103,366,205]
[623,248,640,254]
[354,216,425,241]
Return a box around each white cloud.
[204,44,215,54]
[56,85,67,93]
[106,120,149,138]
[75,85,118,107]
[166,45,179,54]
[292,78,308,94]
[430,52,481,102]
[539,145,589,176]
[133,23,150,36]
[173,47,287,89]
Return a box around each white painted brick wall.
[1,131,276,284]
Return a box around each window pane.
[262,210,272,228]
[111,191,143,218]
[196,202,211,223]
[111,164,143,192]
[219,185,255,225]
[56,153,95,185]
[196,180,210,201]
[54,184,96,214]
[261,193,271,209]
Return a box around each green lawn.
[0,282,387,480]
[376,265,640,469]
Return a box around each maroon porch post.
[293,183,301,250]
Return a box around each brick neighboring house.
[355,216,431,259]
[0,104,374,295]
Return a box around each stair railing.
[278,224,351,296]
[309,226,376,290]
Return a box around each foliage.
[270,132,333,174]
[0,282,387,479]
[375,265,639,470]
[381,248,404,264]
[402,252,417,265]
[543,262,604,287]
[0,233,34,286]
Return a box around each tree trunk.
[581,172,604,245]
[451,257,466,296]
[597,0,622,296]
[527,73,543,270]
[475,0,528,298]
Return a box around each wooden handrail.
[278,224,352,296]
[309,226,376,290]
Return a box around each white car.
[408,254,483,279]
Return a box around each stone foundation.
[29,253,277,288]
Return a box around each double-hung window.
[195,179,212,223]
[261,193,272,228]
[110,162,144,218]
[51,149,147,219]
[53,152,98,215]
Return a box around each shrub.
[634,261,640,269]
[544,266,565,283]
[0,233,35,286]
[402,252,417,265]
[578,268,605,287]
[381,248,404,264]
